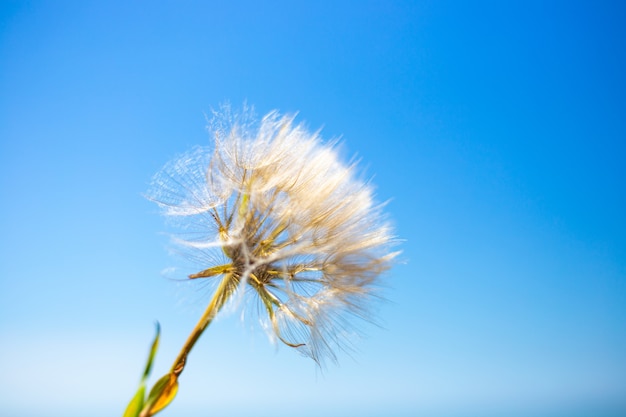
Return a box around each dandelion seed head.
[148,106,397,365]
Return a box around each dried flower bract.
[149,106,396,365]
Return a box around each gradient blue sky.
[1,1,625,416]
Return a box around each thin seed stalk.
[170,272,235,376]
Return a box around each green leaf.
[123,323,161,417]
[123,385,145,417]
[142,322,161,381]
[142,373,179,416]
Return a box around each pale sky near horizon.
[1,1,625,416]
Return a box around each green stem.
[169,273,236,376]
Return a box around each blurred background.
[1,1,625,416]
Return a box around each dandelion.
[125,106,396,417]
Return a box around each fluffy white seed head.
[148,107,397,365]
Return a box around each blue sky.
[1,1,625,416]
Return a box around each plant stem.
[170,273,235,376]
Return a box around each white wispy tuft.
[148,106,397,365]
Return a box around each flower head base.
[149,107,396,365]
